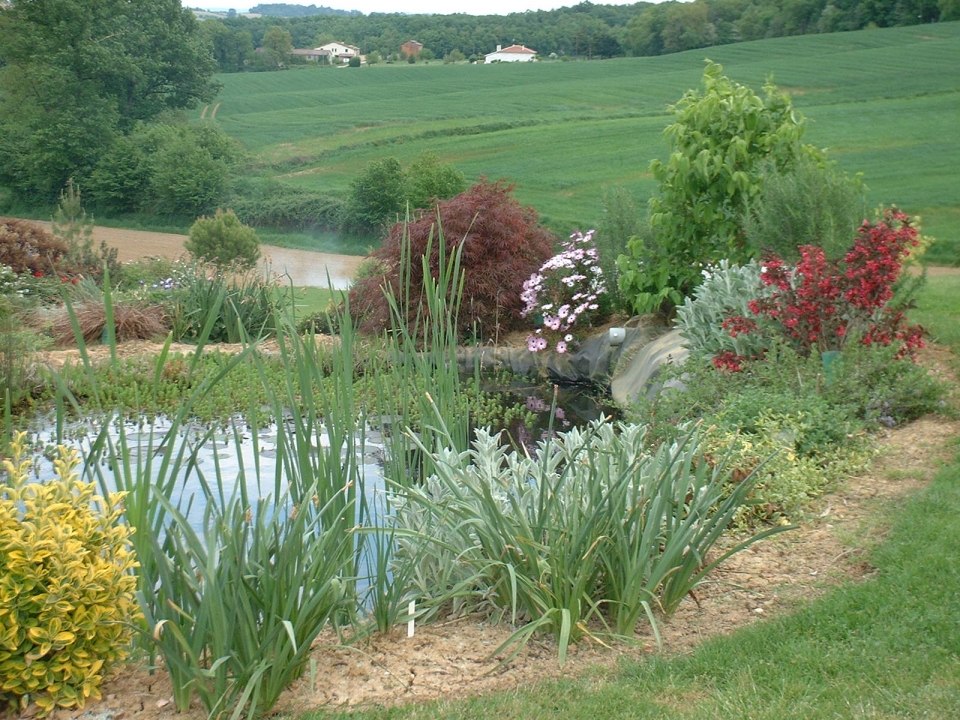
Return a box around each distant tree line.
[248,3,361,18]
[199,0,958,72]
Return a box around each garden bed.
[69,411,959,720]
[36,344,958,720]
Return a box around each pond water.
[21,382,615,530]
[26,415,386,534]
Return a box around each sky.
[204,1,647,16]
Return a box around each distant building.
[291,48,332,62]
[484,44,537,64]
[401,40,424,59]
[317,42,361,63]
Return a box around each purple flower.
[556,341,567,354]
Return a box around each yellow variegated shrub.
[0,432,141,716]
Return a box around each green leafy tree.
[617,62,821,315]
[261,25,293,69]
[201,20,254,73]
[0,0,220,200]
[85,120,240,217]
[406,152,466,211]
[84,134,152,214]
[186,209,261,270]
[343,157,408,235]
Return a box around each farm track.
[28,220,364,289]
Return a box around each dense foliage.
[0,0,220,201]
[186,209,262,270]
[85,120,241,217]
[741,155,867,264]
[0,434,140,717]
[342,153,466,235]
[349,181,554,340]
[618,63,821,314]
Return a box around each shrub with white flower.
[520,229,607,353]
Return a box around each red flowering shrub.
[0,218,69,276]
[726,208,923,367]
[349,181,555,340]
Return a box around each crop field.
[205,22,960,262]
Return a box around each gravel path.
[28,221,364,289]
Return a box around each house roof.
[403,40,424,48]
[292,48,331,57]
[317,42,360,53]
[486,44,537,56]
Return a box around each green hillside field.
[204,22,960,263]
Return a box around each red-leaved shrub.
[716,208,924,371]
[0,218,69,276]
[349,181,555,340]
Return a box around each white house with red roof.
[484,44,537,64]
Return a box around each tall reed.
[363,218,475,632]
[53,276,365,719]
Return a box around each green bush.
[406,151,466,211]
[0,433,140,717]
[825,343,946,428]
[85,120,241,217]
[342,154,467,236]
[741,155,867,264]
[342,157,407,235]
[617,62,821,315]
[228,180,344,231]
[186,209,261,271]
[51,181,122,286]
[675,259,773,361]
[84,135,151,214]
[168,263,280,344]
[627,342,934,523]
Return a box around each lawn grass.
[284,286,340,318]
[208,22,960,259]
[912,274,960,352]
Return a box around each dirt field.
[28,221,364,289]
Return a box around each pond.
[20,380,615,529]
